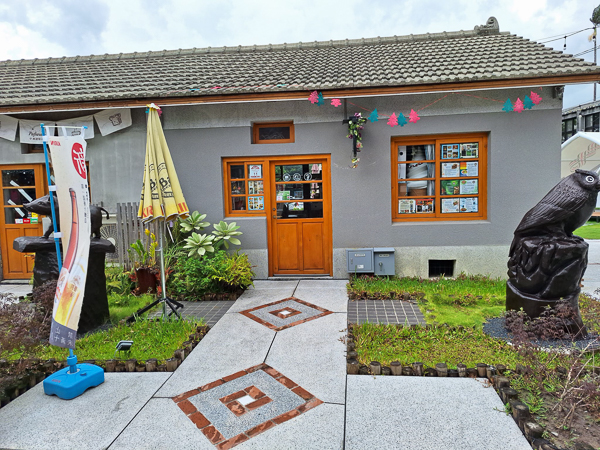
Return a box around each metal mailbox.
[346,248,374,273]
[374,247,395,276]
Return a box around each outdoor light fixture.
[113,340,134,359]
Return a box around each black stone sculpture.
[13,236,115,335]
[507,169,600,337]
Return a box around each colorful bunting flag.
[502,99,513,112]
[368,109,379,122]
[523,96,534,110]
[398,113,408,127]
[409,109,420,123]
[317,92,324,106]
[331,98,342,107]
[308,91,319,104]
[530,91,542,105]
[387,113,398,127]
[513,98,524,113]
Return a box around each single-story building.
[562,100,600,143]
[0,17,599,280]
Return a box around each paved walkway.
[0,279,530,449]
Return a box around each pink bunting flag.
[530,91,542,105]
[308,91,319,104]
[331,98,342,107]
[513,98,524,113]
[387,113,398,127]
[408,109,420,123]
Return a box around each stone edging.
[345,323,595,450]
[0,324,210,410]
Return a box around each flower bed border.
[346,323,595,450]
[0,323,210,410]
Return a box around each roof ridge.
[0,17,506,66]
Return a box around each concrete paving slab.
[292,287,348,312]
[227,289,294,313]
[586,239,600,264]
[248,280,299,291]
[345,376,530,450]
[0,372,171,450]
[236,403,344,450]
[109,398,214,450]
[296,280,349,290]
[156,312,275,398]
[266,313,346,404]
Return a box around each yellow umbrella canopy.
[139,104,189,222]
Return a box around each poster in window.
[441,198,460,213]
[415,199,434,213]
[460,143,479,158]
[249,180,264,195]
[249,165,262,179]
[441,180,460,195]
[276,190,290,201]
[441,144,460,159]
[460,197,478,213]
[441,163,460,177]
[398,199,416,214]
[459,179,478,194]
[460,161,478,177]
[289,202,304,211]
[248,196,264,210]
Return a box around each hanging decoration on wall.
[523,95,534,110]
[502,98,514,112]
[316,92,324,105]
[331,98,342,107]
[345,113,367,169]
[408,109,420,123]
[530,91,542,105]
[398,112,408,127]
[368,109,379,122]
[387,113,398,127]
[308,91,320,104]
[513,98,525,113]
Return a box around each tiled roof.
[563,100,600,115]
[0,17,598,107]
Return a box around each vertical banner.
[47,134,91,349]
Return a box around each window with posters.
[223,159,266,216]
[391,133,487,221]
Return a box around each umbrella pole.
[159,221,167,319]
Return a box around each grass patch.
[349,273,506,328]
[352,323,527,368]
[108,293,158,324]
[574,220,600,239]
[32,318,201,362]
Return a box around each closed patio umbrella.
[138,103,189,316]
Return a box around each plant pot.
[136,267,157,294]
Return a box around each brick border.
[239,297,333,331]
[172,363,323,449]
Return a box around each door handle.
[272,215,277,219]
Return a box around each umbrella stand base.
[130,296,184,321]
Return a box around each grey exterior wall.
[0,87,563,279]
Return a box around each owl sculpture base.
[506,169,600,340]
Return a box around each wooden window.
[391,133,487,222]
[223,158,267,216]
[253,122,295,144]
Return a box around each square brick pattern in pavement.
[347,299,425,325]
[151,300,235,326]
[239,297,332,331]
[172,363,323,449]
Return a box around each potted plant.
[128,229,159,294]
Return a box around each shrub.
[106,265,135,296]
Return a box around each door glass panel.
[275,182,322,200]
[275,164,322,182]
[276,201,323,219]
[3,188,36,206]
[231,197,246,211]
[5,207,29,224]
[230,165,245,179]
[2,169,35,187]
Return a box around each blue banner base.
[43,363,105,400]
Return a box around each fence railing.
[115,202,160,269]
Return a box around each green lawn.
[574,220,600,239]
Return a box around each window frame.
[391,133,488,222]
[252,121,295,144]
[223,157,268,217]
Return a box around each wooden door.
[0,165,46,279]
[268,156,332,275]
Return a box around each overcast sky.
[0,0,597,109]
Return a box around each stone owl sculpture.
[510,169,600,256]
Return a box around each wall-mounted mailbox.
[374,247,395,276]
[346,248,374,273]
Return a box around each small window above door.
[253,122,295,144]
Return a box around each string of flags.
[502,92,542,112]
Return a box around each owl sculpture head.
[573,169,600,191]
